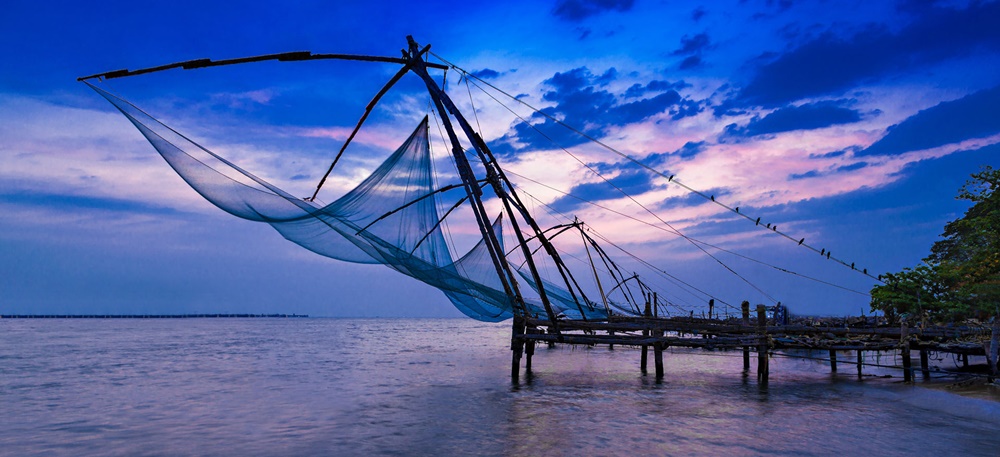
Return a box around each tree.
[871,166,999,322]
[928,165,1000,318]
[870,265,959,322]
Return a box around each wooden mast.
[403,43,523,309]
[578,219,611,317]
[403,38,565,380]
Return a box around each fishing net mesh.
[89,82,609,321]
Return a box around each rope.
[503,169,871,297]
[503,178,702,312]
[429,51,883,284]
[462,74,485,139]
[428,105,463,263]
[518,188,696,314]
[457,72,778,305]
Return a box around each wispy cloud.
[859,85,1000,157]
[492,66,698,154]
[723,100,864,138]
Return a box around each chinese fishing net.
[87,82,608,322]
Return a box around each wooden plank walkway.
[512,307,994,384]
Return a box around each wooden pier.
[510,303,997,384]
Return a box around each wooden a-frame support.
[79,36,601,383]
[402,37,582,382]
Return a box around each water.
[2,318,999,456]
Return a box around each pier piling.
[742,301,750,374]
[640,300,651,374]
[856,350,863,380]
[990,321,1000,381]
[901,320,912,383]
[756,305,769,385]
[525,339,535,373]
[654,341,664,380]
[511,316,524,382]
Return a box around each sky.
[1,0,998,318]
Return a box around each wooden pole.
[641,300,650,374]
[742,301,750,374]
[640,341,648,374]
[901,319,912,383]
[654,341,664,380]
[407,37,562,331]
[901,349,912,383]
[856,350,863,380]
[829,350,838,373]
[990,320,1000,381]
[525,338,535,373]
[919,349,930,380]
[579,220,610,318]
[511,316,524,382]
[756,305,769,385]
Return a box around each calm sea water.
[2,318,999,456]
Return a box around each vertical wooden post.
[901,320,912,383]
[511,316,524,382]
[756,305,769,385]
[525,338,535,373]
[640,342,648,374]
[525,344,533,372]
[901,349,912,383]
[990,320,1000,381]
[654,341,664,380]
[919,349,930,380]
[653,292,658,318]
[962,353,969,368]
[742,301,750,374]
[641,300,650,374]
[856,350,863,380]
[829,350,838,373]
[708,299,714,320]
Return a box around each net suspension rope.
[444,63,779,306]
[430,51,883,285]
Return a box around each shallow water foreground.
[2,318,999,456]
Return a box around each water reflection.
[2,319,1000,456]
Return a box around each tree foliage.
[871,165,1000,322]
[870,265,959,322]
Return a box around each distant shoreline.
[0,314,308,319]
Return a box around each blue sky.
[1,0,998,317]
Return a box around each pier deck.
[512,308,994,384]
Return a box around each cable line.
[509,181,728,311]
[456,72,777,305]
[430,51,882,284]
[505,170,869,296]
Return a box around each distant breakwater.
[0,314,308,319]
